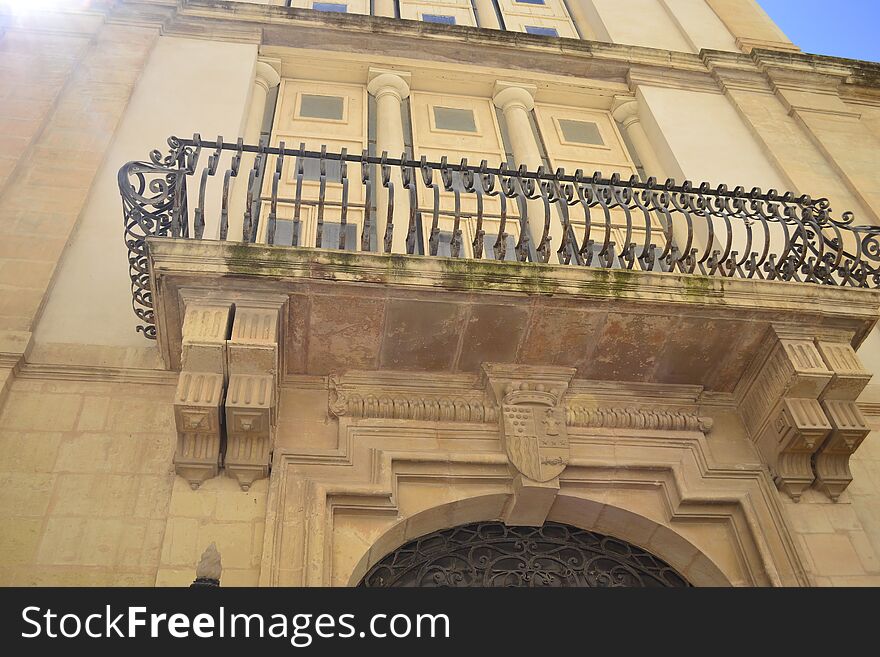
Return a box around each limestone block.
[815,400,870,501]
[502,474,559,527]
[227,305,278,375]
[225,374,275,491]
[180,304,232,375]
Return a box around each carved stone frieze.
[328,373,716,434]
[328,374,495,422]
[566,406,713,433]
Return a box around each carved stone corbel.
[224,299,285,491]
[813,340,872,500]
[483,364,575,526]
[815,400,870,501]
[740,328,833,500]
[174,303,232,489]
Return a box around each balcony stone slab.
[147,238,880,395]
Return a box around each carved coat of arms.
[501,384,569,482]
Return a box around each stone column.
[244,61,281,144]
[367,69,411,254]
[372,0,396,18]
[473,0,501,30]
[613,95,703,266]
[564,0,598,40]
[229,60,281,242]
[611,96,666,180]
[492,81,562,262]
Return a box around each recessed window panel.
[423,14,456,24]
[298,94,345,121]
[525,26,559,37]
[274,219,302,247]
[558,119,604,146]
[516,0,546,4]
[483,234,519,261]
[321,221,358,251]
[433,106,477,133]
[313,2,347,12]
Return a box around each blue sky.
[758,0,880,62]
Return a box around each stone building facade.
[1,0,880,586]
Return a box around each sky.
[758,0,880,62]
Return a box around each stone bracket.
[224,300,284,491]
[739,327,872,501]
[815,400,870,501]
[172,297,285,491]
[173,302,232,490]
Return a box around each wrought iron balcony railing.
[120,135,880,339]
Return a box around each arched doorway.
[359,521,691,587]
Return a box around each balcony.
[118,134,880,379]
[118,135,880,496]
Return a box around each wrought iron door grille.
[359,522,691,587]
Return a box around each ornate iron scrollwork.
[360,521,690,587]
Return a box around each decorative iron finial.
[190,542,221,587]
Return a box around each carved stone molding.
[328,373,716,435]
[172,297,284,491]
[329,374,496,423]
[566,406,713,433]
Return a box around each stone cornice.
[15,362,176,386]
[23,2,876,101]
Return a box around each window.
[525,26,559,37]
[483,234,519,261]
[321,221,358,250]
[516,0,546,4]
[432,106,477,133]
[297,157,343,181]
[423,14,456,24]
[312,2,347,11]
[298,94,345,121]
[273,219,301,247]
[557,119,604,146]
